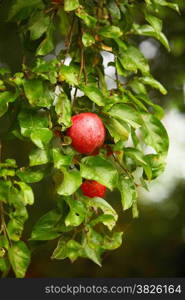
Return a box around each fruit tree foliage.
[0,0,179,277]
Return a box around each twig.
[78,46,84,81]
[112,153,133,179]
[63,15,76,64]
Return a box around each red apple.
[67,112,105,154]
[81,180,106,198]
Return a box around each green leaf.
[80,156,118,190]
[135,93,164,119]
[55,92,72,129]
[0,180,12,202]
[99,26,122,39]
[30,209,71,241]
[107,103,142,129]
[144,154,166,179]
[108,1,121,20]
[76,8,97,28]
[30,128,53,149]
[102,232,123,250]
[32,58,58,84]
[65,197,86,227]
[0,168,15,177]
[119,45,150,75]
[52,148,73,169]
[82,32,95,47]
[124,147,152,180]
[8,241,30,278]
[90,214,116,228]
[153,0,179,13]
[0,159,17,168]
[8,186,25,207]
[8,0,44,21]
[59,65,79,85]
[126,90,148,112]
[80,85,104,105]
[82,236,102,266]
[28,11,50,40]
[0,258,10,272]
[124,147,148,166]
[29,149,50,166]
[15,182,34,205]
[58,7,70,35]
[85,197,118,230]
[141,113,169,154]
[64,0,80,11]
[118,175,137,210]
[16,167,46,183]
[7,206,28,241]
[140,76,167,95]
[80,85,109,106]
[145,14,163,32]
[0,91,18,117]
[23,79,53,107]
[104,117,130,143]
[132,23,170,51]
[18,109,50,138]
[52,238,83,262]
[57,169,82,196]
[85,226,103,248]
[36,24,54,56]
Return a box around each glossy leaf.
[55,92,72,129]
[0,91,18,117]
[80,85,108,106]
[76,8,97,28]
[118,175,137,210]
[52,148,73,169]
[141,113,169,154]
[80,156,118,190]
[30,128,53,149]
[102,232,123,250]
[16,167,46,183]
[16,182,34,205]
[64,0,80,11]
[28,11,50,40]
[99,26,122,39]
[65,197,86,227]
[140,76,167,95]
[133,23,170,51]
[119,45,150,75]
[57,169,82,196]
[107,103,142,129]
[8,241,31,278]
[104,117,130,143]
[23,79,53,107]
[29,149,51,166]
[85,197,118,230]
[52,238,83,262]
[82,32,95,47]
[30,209,71,241]
[8,0,44,21]
[59,65,79,85]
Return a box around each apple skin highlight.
[67,112,105,154]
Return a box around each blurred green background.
[0,0,185,277]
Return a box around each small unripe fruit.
[81,180,106,198]
[67,113,105,154]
